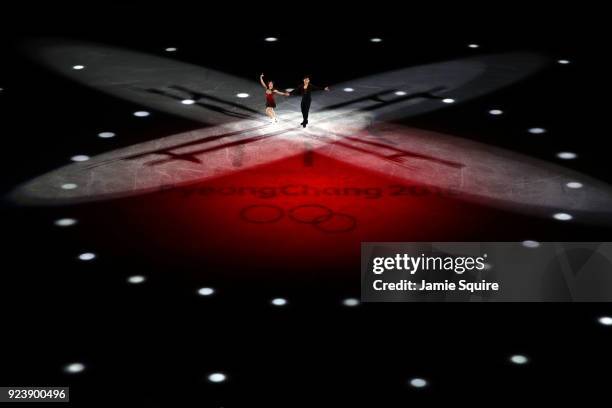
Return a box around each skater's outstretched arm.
[259,73,267,89]
[288,86,300,96]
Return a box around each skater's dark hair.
[303,74,311,80]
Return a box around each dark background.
[0,3,609,406]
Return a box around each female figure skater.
[289,75,330,128]
[260,73,290,123]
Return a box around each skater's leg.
[301,98,311,127]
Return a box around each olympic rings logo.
[239,204,357,233]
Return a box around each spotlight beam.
[25,40,547,125]
[12,40,612,222]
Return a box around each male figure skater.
[289,75,330,128]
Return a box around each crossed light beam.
[10,40,612,223]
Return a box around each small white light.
[566,181,583,189]
[394,91,407,96]
[236,93,249,98]
[285,88,294,92]
[264,37,278,42]
[98,131,116,138]
[553,212,573,221]
[528,127,546,134]
[370,38,382,43]
[522,240,540,248]
[442,98,455,104]
[133,111,150,117]
[271,298,287,306]
[342,298,359,307]
[557,59,570,65]
[181,99,196,105]
[165,47,177,52]
[598,316,612,326]
[64,362,85,373]
[409,378,428,388]
[61,183,78,190]
[72,65,85,70]
[510,354,529,365]
[127,275,146,284]
[468,43,480,49]
[55,218,77,227]
[208,372,227,383]
[198,287,215,296]
[489,109,503,115]
[78,252,96,261]
[557,152,577,160]
[71,155,90,162]
[343,87,354,92]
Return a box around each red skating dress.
[265,90,276,108]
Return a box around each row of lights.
[62,243,361,382]
[156,39,573,69]
[224,37,574,67]
[69,247,362,305]
[61,350,599,388]
[63,361,227,384]
[73,58,571,72]
[501,125,577,160]
[171,93,576,167]
[155,35,568,64]
[62,318,612,382]
[270,297,359,307]
[158,37,567,70]
[65,120,124,164]
[54,237,361,305]
[485,115,578,160]
[70,40,572,73]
